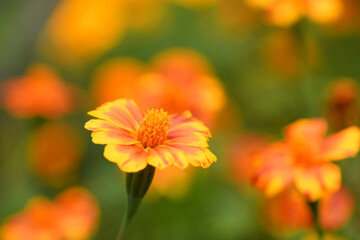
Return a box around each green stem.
[308,201,324,240]
[116,165,155,240]
[117,199,141,240]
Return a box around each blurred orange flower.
[92,49,226,127]
[252,118,360,201]
[42,0,125,63]
[54,187,99,239]
[324,0,360,35]
[1,187,99,240]
[150,166,193,199]
[326,78,359,130]
[85,99,216,172]
[319,187,354,231]
[92,58,144,106]
[227,134,270,185]
[41,0,167,63]
[263,186,355,236]
[1,198,60,240]
[1,64,75,118]
[28,122,83,185]
[246,0,344,27]
[263,188,313,236]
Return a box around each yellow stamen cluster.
[137,109,170,148]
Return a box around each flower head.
[28,123,83,185]
[1,187,99,240]
[1,64,75,118]
[252,118,360,201]
[85,99,216,172]
[91,49,226,127]
[246,0,344,27]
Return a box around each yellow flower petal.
[294,164,341,201]
[88,99,142,133]
[103,144,148,172]
[319,126,360,161]
[91,130,139,145]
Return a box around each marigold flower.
[263,188,313,236]
[85,99,216,172]
[92,49,226,128]
[246,0,344,27]
[1,64,75,118]
[319,187,354,231]
[227,134,270,185]
[54,187,99,240]
[92,58,144,106]
[41,0,125,63]
[28,123,83,185]
[252,118,360,201]
[0,187,99,240]
[1,198,60,240]
[326,78,359,130]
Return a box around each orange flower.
[252,118,360,201]
[92,58,144,106]
[1,198,60,240]
[1,187,99,240]
[28,123,83,185]
[41,0,125,63]
[85,99,216,172]
[1,64,75,118]
[319,187,354,231]
[92,49,226,127]
[326,78,359,130]
[54,187,99,240]
[227,134,270,185]
[246,0,344,27]
[263,188,313,236]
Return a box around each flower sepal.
[118,165,155,239]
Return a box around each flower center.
[137,108,170,148]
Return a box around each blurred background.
[1,0,360,239]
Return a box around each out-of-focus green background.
[1,0,360,239]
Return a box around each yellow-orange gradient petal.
[294,163,341,201]
[285,118,328,158]
[88,99,143,133]
[167,145,216,168]
[252,142,294,197]
[147,145,189,169]
[166,112,211,147]
[319,187,354,232]
[319,126,360,161]
[85,119,138,145]
[104,144,148,172]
